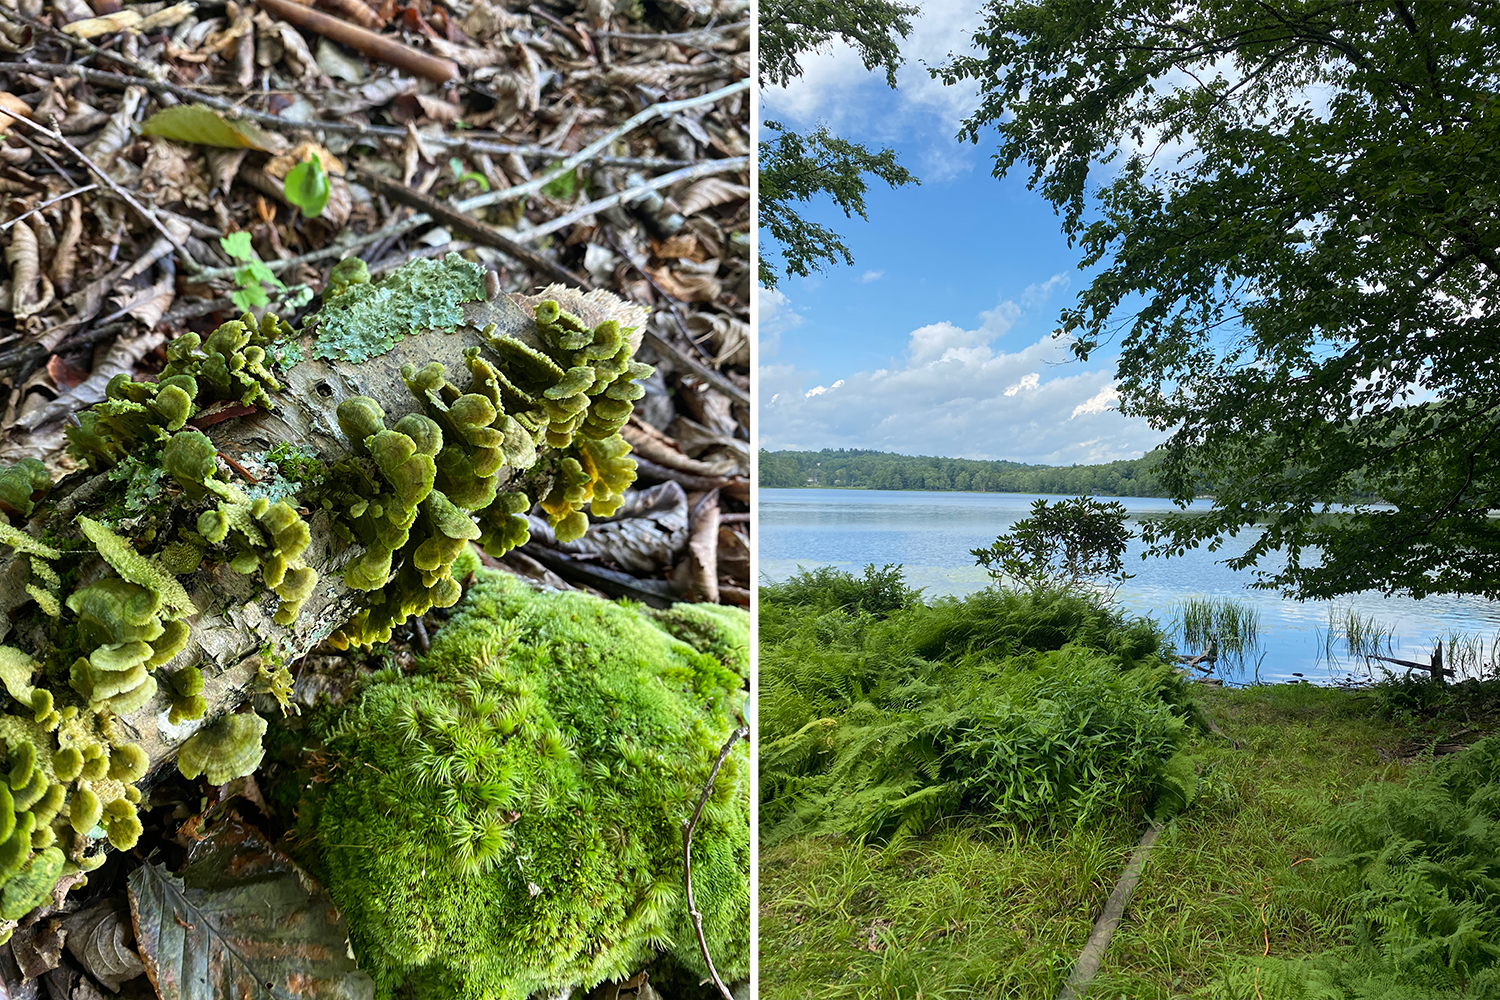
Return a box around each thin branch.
[459,80,750,213]
[0,184,97,231]
[517,157,749,243]
[683,725,748,1000]
[190,138,746,283]
[6,114,204,273]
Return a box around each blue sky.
[758,0,1167,466]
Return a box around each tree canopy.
[941,0,1500,600]
[758,0,919,287]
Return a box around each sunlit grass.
[759,685,1414,1000]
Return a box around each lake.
[759,488,1500,684]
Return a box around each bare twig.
[461,80,751,213]
[354,166,588,287]
[5,115,203,273]
[683,725,748,1000]
[0,63,691,168]
[254,0,460,82]
[0,184,97,231]
[517,157,750,243]
[641,330,749,407]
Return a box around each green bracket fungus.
[177,712,268,785]
[314,253,487,364]
[312,571,749,1000]
[161,431,220,502]
[163,665,207,725]
[0,459,51,519]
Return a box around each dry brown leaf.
[114,276,175,328]
[82,85,145,163]
[0,92,32,133]
[654,232,703,261]
[59,9,143,37]
[686,310,749,369]
[48,195,82,293]
[675,176,750,217]
[426,35,505,68]
[645,260,721,303]
[140,1,197,30]
[62,901,144,992]
[202,1,255,55]
[263,142,345,180]
[138,137,212,210]
[16,329,166,430]
[205,147,249,194]
[5,219,50,319]
[415,93,462,123]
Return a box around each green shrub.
[761,562,922,619]
[310,571,749,1000]
[760,567,1197,845]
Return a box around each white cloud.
[762,0,988,179]
[1070,384,1120,418]
[760,295,1163,465]
[858,270,885,283]
[1004,373,1039,396]
[757,286,803,360]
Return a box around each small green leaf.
[219,231,255,262]
[457,171,490,191]
[449,156,464,178]
[284,158,331,219]
[230,283,268,312]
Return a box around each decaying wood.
[0,287,642,780]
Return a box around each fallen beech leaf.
[140,1,196,30]
[62,901,144,992]
[674,177,749,217]
[128,817,375,1000]
[59,9,143,36]
[139,104,282,152]
[113,276,175,328]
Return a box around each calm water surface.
[760,489,1500,683]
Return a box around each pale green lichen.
[313,254,487,364]
[312,571,749,1000]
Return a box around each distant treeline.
[758,448,1173,497]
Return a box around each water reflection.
[760,489,1500,683]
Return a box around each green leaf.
[284,157,331,219]
[457,171,490,191]
[139,105,280,151]
[540,167,579,199]
[219,231,255,262]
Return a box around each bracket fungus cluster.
[0,254,656,931]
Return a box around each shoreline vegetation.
[759,564,1500,999]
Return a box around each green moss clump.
[314,253,487,364]
[312,571,749,1000]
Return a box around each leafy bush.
[760,566,1198,845]
[970,496,1133,594]
[761,562,922,619]
[1199,736,1500,999]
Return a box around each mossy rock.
[311,570,748,1000]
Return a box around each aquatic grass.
[1318,606,1400,667]
[1172,596,1261,672]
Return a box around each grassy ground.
[758,683,1449,1000]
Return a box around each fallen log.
[0,254,654,930]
